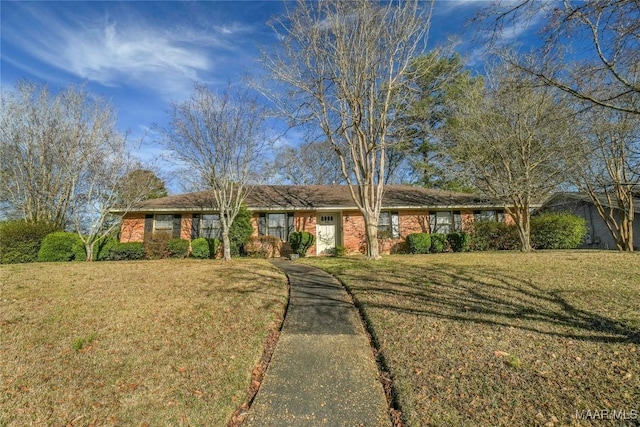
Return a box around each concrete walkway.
[244,260,391,427]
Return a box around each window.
[201,214,221,239]
[154,214,173,231]
[432,211,453,234]
[258,213,294,241]
[474,210,505,223]
[378,212,399,239]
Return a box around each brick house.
[115,185,511,255]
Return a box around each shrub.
[531,212,587,249]
[191,238,210,259]
[144,232,172,259]
[94,237,117,261]
[229,206,253,256]
[37,232,84,262]
[105,242,144,260]
[0,220,60,264]
[333,246,347,257]
[471,221,519,251]
[71,240,87,261]
[168,238,189,258]
[447,231,471,253]
[288,231,315,257]
[245,236,281,258]
[430,233,447,253]
[406,233,431,254]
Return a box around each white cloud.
[3,4,253,99]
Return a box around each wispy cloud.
[2,3,254,99]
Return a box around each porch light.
[345,215,350,221]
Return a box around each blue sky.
[1,0,541,190]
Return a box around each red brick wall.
[120,213,145,242]
[181,214,192,240]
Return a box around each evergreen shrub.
[406,232,431,254]
[0,220,60,264]
[37,232,83,262]
[531,212,587,249]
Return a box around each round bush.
[531,212,587,249]
[447,231,470,252]
[168,238,190,258]
[191,238,210,259]
[430,233,447,253]
[38,232,84,262]
[406,232,431,254]
[0,220,60,264]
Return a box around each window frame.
[154,214,174,232]
[378,211,399,239]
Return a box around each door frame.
[316,212,341,255]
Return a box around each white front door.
[316,213,337,255]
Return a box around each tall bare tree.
[573,107,639,251]
[262,0,432,259]
[267,141,346,185]
[445,62,579,251]
[0,81,116,227]
[72,144,161,261]
[482,0,640,115]
[163,84,269,261]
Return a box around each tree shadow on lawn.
[337,260,640,345]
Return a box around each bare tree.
[162,84,269,261]
[267,140,346,185]
[445,62,580,251]
[72,144,160,261]
[0,81,116,227]
[573,107,639,251]
[262,0,432,259]
[482,0,640,115]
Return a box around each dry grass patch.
[303,251,640,427]
[0,259,287,426]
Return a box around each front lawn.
[0,259,288,426]
[302,251,639,427]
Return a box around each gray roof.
[114,185,507,213]
[543,192,640,212]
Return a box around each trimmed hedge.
[0,220,60,264]
[406,233,431,254]
[531,212,587,249]
[191,238,210,259]
[37,232,84,262]
[144,232,172,260]
[447,231,471,252]
[105,242,144,260]
[168,238,189,258]
[430,233,447,253]
[289,231,315,257]
[471,221,520,251]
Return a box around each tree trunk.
[511,207,532,252]
[363,212,381,260]
[85,242,95,262]
[222,230,232,261]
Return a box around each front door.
[316,213,338,255]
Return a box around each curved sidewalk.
[244,260,391,427]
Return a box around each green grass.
[0,259,288,426]
[302,251,640,427]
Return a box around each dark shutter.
[191,214,200,239]
[258,213,266,236]
[173,214,182,239]
[144,215,153,239]
[287,213,295,240]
